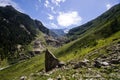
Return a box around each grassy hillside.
[68,3,120,40]
[0,54,44,80]
[56,3,120,61]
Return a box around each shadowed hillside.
[0,5,57,64]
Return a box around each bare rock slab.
[45,49,64,72]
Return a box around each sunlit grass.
[0,54,44,80]
[58,31,120,61]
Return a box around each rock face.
[45,49,64,72]
[44,36,62,47]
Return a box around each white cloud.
[44,22,58,29]
[50,23,58,28]
[106,4,112,10]
[50,7,56,14]
[44,0,57,14]
[52,0,66,6]
[44,0,50,8]
[57,11,82,27]
[48,14,54,20]
[0,0,23,12]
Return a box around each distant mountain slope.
[56,3,120,57]
[0,5,56,61]
[51,29,65,36]
[67,3,120,40]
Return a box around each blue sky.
[0,0,120,29]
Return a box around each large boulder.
[45,49,64,72]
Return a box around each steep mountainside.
[68,3,120,40]
[57,3,120,57]
[51,29,65,36]
[0,6,56,62]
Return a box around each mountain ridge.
[67,3,120,40]
[0,5,57,62]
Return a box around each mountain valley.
[0,3,120,80]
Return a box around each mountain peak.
[5,5,14,8]
[0,5,15,10]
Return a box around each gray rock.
[101,62,109,66]
[94,61,101,68]
[19,53,30,60]
[20,76,27,80]
[110,59,120,64]
[34,51,41,54]
[47,78,53,80]
[45,49,64,72]
[56,75,62,80]
[28,51,35,57]
[73,61,87,69]
[57,61,65,68]
[94,60,109,68]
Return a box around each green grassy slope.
[0,54,44,80]
[56,3,120,61]
[68,3,120,40]
[55,31,120,61]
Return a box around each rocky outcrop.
[44,36,62,47]
[19,53,30,60]
[45,49,64,72]
[33,39,45,54]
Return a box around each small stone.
[73,61,87,69]
[88,68,91,71]
[96,74,101,77]
[72,74,75,78]
[56,75,61,80]
[101,62,109,66]
[94,61,101,68]
[20,76,27,80]
[44,73,50,76]
[110,59,120,64]
[57,61,65,68]
[83,59,89,62]
[47,78,53,80]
